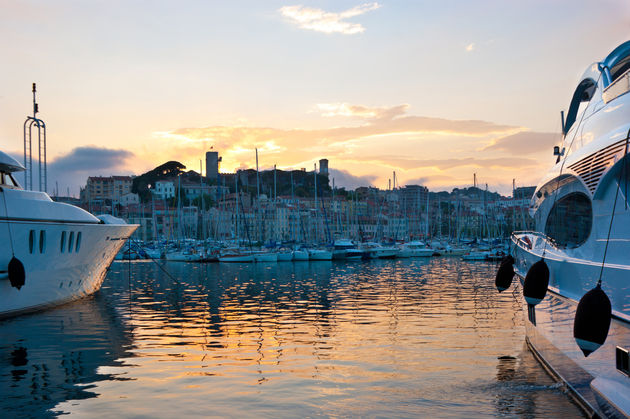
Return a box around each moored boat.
[253,251,278,263]
[165,248,202,262]
[0,152,137,318]
[511,41,630,417]
[219,249,254,263]
[308,249,333,261]
[398,240,434,258]
[276,250,293,261]
[292,249,309,261]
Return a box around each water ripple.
[0,258,584,418]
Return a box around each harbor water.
[0,258,584,418]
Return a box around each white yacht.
[510,41,630,417]
[359,242,399,259]
[0,151,137,318]
[308,248,333,261]
[398,240,434,258]
[333,238,363,260]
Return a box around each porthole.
[68,232,74,251]
[39,230,46,253]
[60,231,66,253]
[29,230,35,254]
[545,192,592,248]
[76,232,82,252]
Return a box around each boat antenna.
[23,83,47,192]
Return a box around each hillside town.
[55,151,535,244]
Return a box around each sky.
[1,0,629,196]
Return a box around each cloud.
[328,168,377,189]
[484,131,560,155]
[49,146,134,173]
[33,147,135,196]
[279,3,380,34]
[466,43,475,52]
[152,102,552,195]
[404,174,455,186]
[315,103,409,120]
[359,155,539,170]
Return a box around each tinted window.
[39,230,46,253]
[60,231,66,253]
[29,230,35,254]
[545,192,592,248]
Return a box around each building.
[153,180,175,199]
[120,192,140,207]
[81,175,133,204]
[206,151,221,181]
[319,159,328,176]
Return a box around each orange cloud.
[149,104,548,193]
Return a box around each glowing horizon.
[1,1,628,196]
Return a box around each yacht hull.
[0,221,136,318]
[513,235,630,418]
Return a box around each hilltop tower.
[319,158,329,176]
[205,151,221,180]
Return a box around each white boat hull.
[0,221,136,318]
[165,251,202,262]
[513,233,630,417]
[219,254,254,263]
[308,250,333,260]
[254,252,278,262]
[276,252,293,262]
[292,250,309,261]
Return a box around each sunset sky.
[1,0,629,196]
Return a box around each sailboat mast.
[314,163,318,243]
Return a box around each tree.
[132,161,187,203]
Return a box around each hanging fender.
[574,284,612,357]
[523,259,549,305]
[495,255,515,292]
[8,257,25,290]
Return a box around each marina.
[2,2,629,417]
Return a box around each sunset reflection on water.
[1,258,583,418]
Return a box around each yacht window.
[76,232,82,252]
[39,230,46,253]
[60,231,66,253]
[29,230,35,254]
[0,172,18,188]
[564,78,597,135]
[544,192,592,248]
[68,232,75,252]
[611,55,630,83]
[6,174,18,187]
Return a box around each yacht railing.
[510,230,559,250]
[603,67,630,104]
